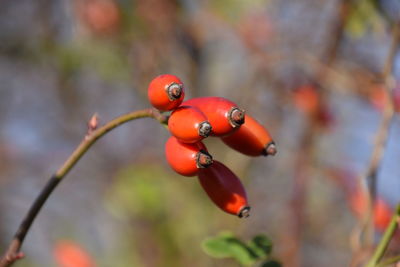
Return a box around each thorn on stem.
[86,113,99,137]
[15,252,24,260]
[5,251,24,263]
[88,113,99,131]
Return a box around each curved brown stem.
[0,108,167,267]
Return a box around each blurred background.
[0,0,400,266]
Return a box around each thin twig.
[320,0,351,69]
[366,21,400,202]
[279,2,351,265]
[366,204,400,267]
[0,108,167,267]
[362,20,400,247]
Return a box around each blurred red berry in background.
[53,240,95,267]
[75,0,120,35]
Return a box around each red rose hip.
[168,106,212,143]
[165,136,213,177]
[221,114,276,156]
[183,97,245,136]
[148,74,185,111]
[198,160,250,218]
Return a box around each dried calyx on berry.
[198,121,212,137]
[238,206,251,218]
[166,82,183,100]
[262,142,277,156]
[228,107,245,127]
[196,150,213,168]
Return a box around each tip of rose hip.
[229,107,245,127]
[198,121,212,137]
[238,206,251,218]
[262,142,277,156]
[167,83,183,100]
[197,150,213,168]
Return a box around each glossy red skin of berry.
[168,105,210,143]
[198,161,249,217]
[148,74,185,111]
[221,114,274,156]
[165,136,209,177]
[183,97,244,137]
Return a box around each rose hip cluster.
[148,74,276,218]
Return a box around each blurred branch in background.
[279,0,351,265]
[350,20,400,266]
[366,19,399,242]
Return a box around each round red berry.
[148,74,185,111]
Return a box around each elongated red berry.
[183,97,245,136]
[148,74,185,111]
[168,106,212,143]
[221,114,276,156]
[198,161,250,218]
[165,136,213,176]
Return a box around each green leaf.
[260,259,282,267]
[248,234,273,258]
[202,232,259,265]
[202,232,276,265]
[202,232,235,258]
